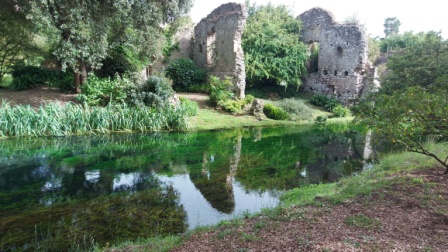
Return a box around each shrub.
[310,94,329,107]
[324,97,342,111]
[208,76,234,107]
[165,58,207,91]
[263,103,289,120]
[179,97,199,116]
[77,75,131,106]
[98,46,142,78]
[244,94,255,105]
[331,105,350,117]
[315,116,327,124]
[278,98,313,121]
[10,65,74,92]
[126,76,175,108]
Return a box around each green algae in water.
[0,125,374,250]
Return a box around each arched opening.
[334,70,338,76]
[337,46,343,57]
[344,71,349,76]
[323,70,328,75]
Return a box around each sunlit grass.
[280,142,448,207]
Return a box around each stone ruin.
[297,7,378,103]
[171,5,378,103]
[192,3,247,99]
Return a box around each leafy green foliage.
[0,1,43,85]
[243,3,308,88]
[98,45,142,78]
[76,75,132,106]
[331,105,350,118]
[384,17,401,37]
[277,98,313,121]
[263,103,289,120]
[208,76,234,107]
[355,33,448,173]
[179,97,198,116]
[310,94,348,118]
[381,31,448,93]
[18,0,193,78]
[10,65,74,92]
[380,31,428,53]
[165,58,207,91]
[127,76,175,108]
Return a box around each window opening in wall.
[337,46,343,56]
[344,71,349,76]
[334,70,337,76]
[309,42,319,73]
[323,70,328,75]
[206,27,217,67]
[328,85,335,94]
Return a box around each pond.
[0,124,373,251]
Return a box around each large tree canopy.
[17,0,192,91]
[242,3,308,89]
[355,32,448,173]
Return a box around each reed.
[0,100,188,138]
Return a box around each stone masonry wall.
[298,7,374,103]
[193,3,246,99]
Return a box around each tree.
[242,3,308,89]
[0,1,41,84]
[384,17,401,38]
[355,32,448,174]
[17,0,192,92]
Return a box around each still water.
[0,125,372,250]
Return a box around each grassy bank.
[186,107,353,131]
[104,142,448,251]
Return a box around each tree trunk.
[74,60,87,94]
[74,72,81,93]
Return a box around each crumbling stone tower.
[193,3,247,99]
[297,8,374,103]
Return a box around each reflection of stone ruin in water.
[297,7,380,103]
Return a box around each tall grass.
[0,101,188,138]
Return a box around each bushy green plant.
[77,75,131,106]
[165,58,207,91]
[10,65,74,92]
[310,94,343,113]
[126,76,175,108]
[244,94,255,105]
[278,98,313,121]
[310,94,329,107]
[331,105,350,117]
[208,76,234,107]
[179,97,198,116]
[315,116,327,124]
[98,46,142,78]
[263,103,289,120]
[243,3,308,89]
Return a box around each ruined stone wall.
[193,3,246,99]
[298,7,375,103]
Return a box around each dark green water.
[0,125,372,251]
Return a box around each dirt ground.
[170,168,448,252]
[0,86,77,108]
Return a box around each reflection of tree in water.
[1,164,187,251]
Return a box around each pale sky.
[190,0,446,38]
